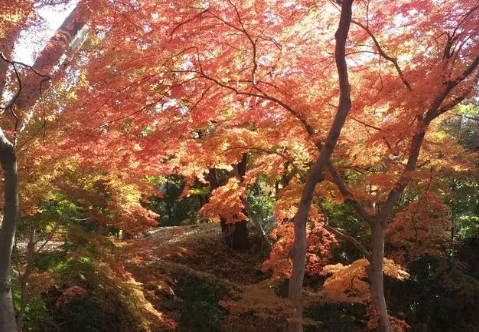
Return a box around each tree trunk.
[287,218,307,332]
[242,196,272,251]
[0,128,19,332]
[287,1,354,331]
[367,223,392,332]
[233,154,272,251]
[16,229,36,332]
[227,154,249,251]
[221,219,249,251]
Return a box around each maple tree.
[320,1,479,330]
[57,0,357,329]
[51,0,479,331]
[1,0,479,331]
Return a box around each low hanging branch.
[327,162,373,224]
[318,201,372,262]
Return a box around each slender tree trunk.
[233,154,272,251]
[367,223,392,332]
[0,128,19,332]
[16,229,36,332]
[242,197,272,251]
[228,154,249,251]
[288,218,307,332]
[287,1,354,331]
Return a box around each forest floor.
[116,223,286,332]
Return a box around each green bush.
[173,271,228,332]
[61,299,104,332]
[304,302,367,332]
[386,255,479,332]
[33,251,69,272]
[15,294,59,332]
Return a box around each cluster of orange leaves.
[199,177,248,224]
[263,220,336,278]
[387,191,452,262]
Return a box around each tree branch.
[327,161,374,224]
[319,201,371,262]
[378,51,479,223]
[352,20,412,91]
[0,52,52,81]
[195,69,317,136]
[350,115,382,131]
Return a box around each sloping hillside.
[116,223,285,332]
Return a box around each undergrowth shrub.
[173,271,228,332]
[61,298,104,332]
[304,302,367,332]
[386,255,479,332]
[20,231,156,332]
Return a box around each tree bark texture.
[0,128,19,332]
[367,224,392,332]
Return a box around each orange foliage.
[321,259,409,304]
[199,177,247,224]
[2,1,479,329]
[387,192,452,262]
[55,286,87,309]
[263,216,335,278]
